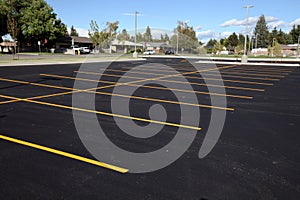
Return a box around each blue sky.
[46,0,300,42]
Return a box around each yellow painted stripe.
[222,69,290,75]
[0,134,128,173]
[0,94,202,131]
[125,83,252,99]
[186,75,274,86]
[75,70,273,86]
[200,72,280,81]
[214,71,285,78]
[157,79,265,92]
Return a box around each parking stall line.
[0,77,236,110]
[75,70,274,86]
[0,94,203,131]
[0,134,128,173]
[219,69,290,76]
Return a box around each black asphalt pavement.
[0,58,299,199]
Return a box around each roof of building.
[71,36,92,44]
[111,39,143,47]
[0,41,17,47]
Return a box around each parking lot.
[0,58,299,199]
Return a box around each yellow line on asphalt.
[0,134,128,173]
[75,70,273,86]
[0,77,251,109]
[211,71,285,78]
[124,83,252,99]
[157,79,265,92]
[229,67,293,72]
[0,94,202,131]
[221,69,290,75]
[200,72,280,81]
[185,75,274,86]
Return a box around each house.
[55,36,93,50]
[110,39,143,53]
[143,42,172,53]
[0,41,17,53]
[281,44,298,56]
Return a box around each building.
[110,39,143,53]
[55,36,93,50]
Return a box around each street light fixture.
[133,11,139,58]
[241,5,254,63]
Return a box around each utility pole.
[133,11,139,58]
[241,5,254,63]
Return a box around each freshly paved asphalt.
[0,58,299,199]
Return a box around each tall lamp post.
[297,35,300,59]
[133,11,139,58]
[241,5,254,63]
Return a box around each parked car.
[165,49,175,55]
[80,47,90,54]
[143,50,155,55]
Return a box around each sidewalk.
[0,53,144,66]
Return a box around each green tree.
[212,41,223,54]
[253,15,269,48]
[288,25,300,44]
[144,26,152,42]
[206,38,217,47]
[171,20,198,52]
[88,20,119,49]
[70,25,79,36]
[88,20,101,49]
[0,0,31,42]
[226,32,238,51]
[117,29,130,42]
[20,0,67,44]
[0,12,8,40]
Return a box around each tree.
[88,20,119,50]
[70,25,79,36]
[164,33,170,42]
[206,38,217,47]
[288,25,300,44]
[0,0,67,50]
[0,0,31,43]
[268,41,282,57]
[212,41,223,54]
[0,12,8,40]
[171,20,198,52]
[253,15,269,48]
[117,29,130,42]
[144,26,152,42]
[88,20,101,49]
[226,32,238,51]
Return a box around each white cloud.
[221,16,280,27]
[265,16,279,22]
[196,30,216,38]
[196,30,233,43]
[76,28,89,37]
[268,21,286,29]
[69,27,89,37]
[289,18,300,26]
[195,25,202,31]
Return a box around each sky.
[46,0,300,42]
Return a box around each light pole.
[297,36,300,59]
[133,11,139,58]
[176,29,179,55]
[271,38,275,57]
[242,5,253,63]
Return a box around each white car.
[143,50,155,55]
[80,47,90,54]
